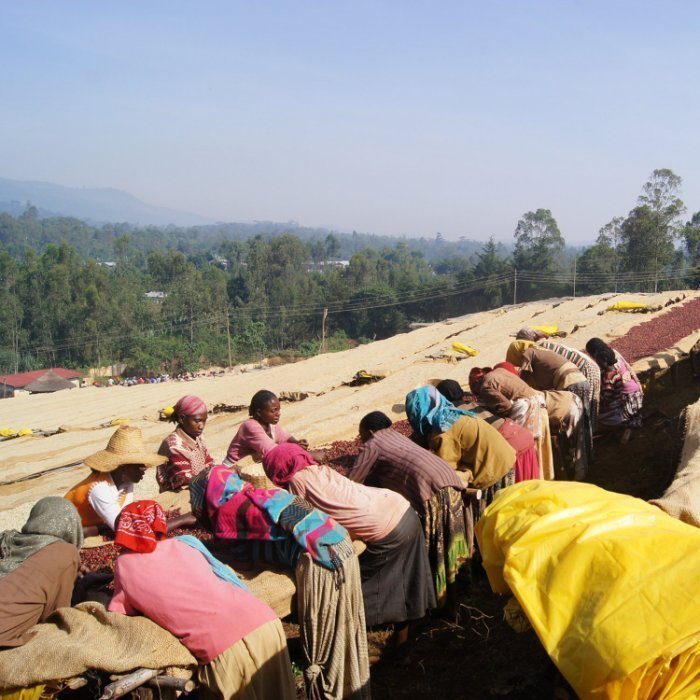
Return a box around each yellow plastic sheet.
[451,341,478,356]
[530,324,559,335]
[476,481,700,699]
[0,684,44,700]
[607,300,648,312]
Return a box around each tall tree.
[576,217,625,294]
[621,169,686,290]
[512,209,565,300]
[472,237,510,309]
[682,211,700,287]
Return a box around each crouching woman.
[108,501,296,700]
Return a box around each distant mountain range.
[0,177,215,227]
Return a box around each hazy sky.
[2,2,699,245]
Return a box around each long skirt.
[567,381,594,463]
[470,468,516,526]
[514,446,539,482]
[295,552,370,700]
[198,618,296,700]
[360,508,436,626]
[555,395,588,480]
[217,539,369,700]
[510,399,554,481]
[599,390,644,429]
[422,487,470,607]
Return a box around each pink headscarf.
[262,443,317,487]
[174,395,207,420]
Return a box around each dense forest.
[0,168,698,376]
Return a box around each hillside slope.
[1,290,699,528]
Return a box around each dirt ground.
[334,359,699,700]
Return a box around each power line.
[8,265,700,360]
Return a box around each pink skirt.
[514,446,540,482]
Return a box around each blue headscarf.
[405,385,475,437]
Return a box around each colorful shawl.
[204,464,351,571]
[405,385,475,437]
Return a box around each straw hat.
[85,424,167,472]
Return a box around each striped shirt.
[537,340,600,380]
[347,429,463,514]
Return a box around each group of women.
[0,335,644,700]
[466,333,644,481]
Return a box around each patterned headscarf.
[506,340,534,367]
[172,395,207,422]
[114,500,167,553]
[262,443,317,487]
[405,385,475,437]
[0,497,83,578]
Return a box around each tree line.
[0,168,698,376]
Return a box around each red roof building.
[0,368,82,390]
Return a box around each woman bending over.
[350,410,470,612]
[586,338,643,430]
[263,443,436,656]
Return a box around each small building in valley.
[0,367,82,398]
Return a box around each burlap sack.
[0,602,195,690]
[650,398,700,527]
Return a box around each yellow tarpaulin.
[530,324,559,335]
[451,341,478,356]
[607,300,649,312]
[476,480,700,699]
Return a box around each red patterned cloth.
[114,501,167,553]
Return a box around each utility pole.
[513,268,517,305]
[654,255,658,294]
[225,308,233,368]
[319,307,328,354]
[573,255,577,297]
